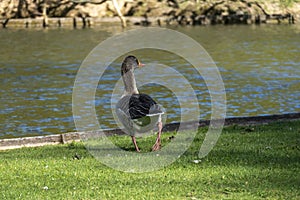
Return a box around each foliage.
[280,0,300,7]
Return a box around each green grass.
[1,121,300,199]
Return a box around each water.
[0,24,299,138]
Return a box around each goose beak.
[138,61,145,67]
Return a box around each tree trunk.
[2,19,10,28]
[42,4,48,27]
[112,0,126,28]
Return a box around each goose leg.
[131,136,140,152]
[152,121,162,151]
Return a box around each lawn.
[0,120,299,199]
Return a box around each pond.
[0,24,299,138]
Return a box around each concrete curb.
[0,113,299,150]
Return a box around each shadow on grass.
[0,142,90,161]
[206,148,300,167]
[1,121,299,170]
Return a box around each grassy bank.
[1,120,299,199]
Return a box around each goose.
[115,55,164,152]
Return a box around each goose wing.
[116,94,163,120]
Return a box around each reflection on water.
[0,24,299,138]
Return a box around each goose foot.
[131,136,140,152]
[152,138,161,151]
[152,122,162,151]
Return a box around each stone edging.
[0,112,299,150]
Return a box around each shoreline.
[1,0,299,28]
[1,15,297,29]
[1,16,167,29]
[0,112,299,150]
